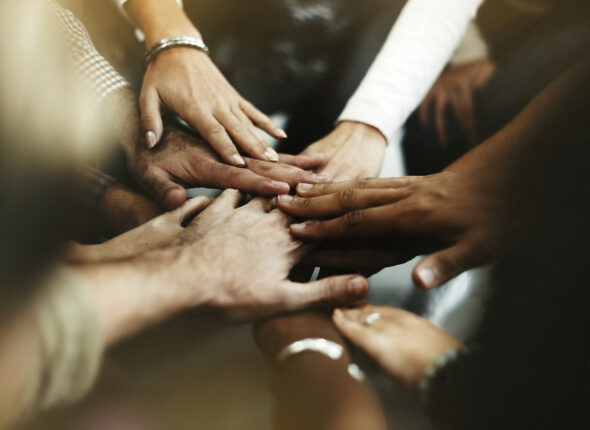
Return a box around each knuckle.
[343,210,363,227]
[204,124,225,138]
[354,177,371,188]
[337,189,358,209]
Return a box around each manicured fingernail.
[277,194,293,204]
[232,154,246,166]
[312,174,332,183]
[348,277,367,295]
[290,223,307,231]
[416,266,437,288]
[146,131,157,148]
[297,183,314,192]
[264,147,280,162]
[277,128,288,139]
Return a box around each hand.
[302,121,386,181]
[277,167,522,289]
[333,303,461,391]
[140,48,286,164]
[169,189,370,322]
[126,121,332,210]
[420,60,496,146]
[66,196,211,263]
[97,182,162,237]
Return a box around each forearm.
[125,0,201,46]
[255,312,387,430]
[73,248,205,346]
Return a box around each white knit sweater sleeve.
[338,0,484,141]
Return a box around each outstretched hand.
[278,168,521,289]
[140,49,287,164]
[170,189,370,322]
[126,122,332,210]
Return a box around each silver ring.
[364,312,381,326]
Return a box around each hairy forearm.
[125,0,201,46]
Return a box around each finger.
[173,196,213,224]
[413,242,483,290]
[451,89,478,145]
[419,92,434,125]
[277,188,408,219]
[217,109,279,162]
[280,275,369,312]
[140,167,187,210]
[199,161,290,195]
[289,200,429,240]
[240,99,287,140]
[139,88,164,149]
[206,188,243,212]
[296,176,421,197]
[434,94,449,147]
[278,153,326,170]
[245,158,332,187]
[242,197,275,213]
[336,303,385,325]
[190,115,246,167]
[332,308,373,348]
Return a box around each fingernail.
[264,147,280,162]
[290,223,307,231]
[232,154,246,166]
[416,266,437,288]
[146,131,157,148]
[277,194,293,204]
[297,183,314,192]
[271,181,290,193]
[312,174,332,183]
[348,277,367,296]
[277,128,288,139]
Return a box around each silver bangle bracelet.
[276,338,344,363]
[144,36,209,66]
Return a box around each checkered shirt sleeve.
[47,1,129,105]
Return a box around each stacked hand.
[141,48,287,164]
[277,166,521,289]
[126,121,332,210]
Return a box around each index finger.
[295,176,421,197]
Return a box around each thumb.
[140,168,187,210]
[281,275,369,312]
[140,88,164,149]
[172,196,213,224]
[413,243,479,290]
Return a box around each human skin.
[332,303,461,391]
[253,311,388,430]
[104,88,332,210]
[125,0,286,163]
[301,121,387,181]
[419,59,496,146]
[76,189,370,346]
[277,58,590,289]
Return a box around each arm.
[301,0,483,180]
[254,311,388,430]
[120,0,286,163]
[279,57,590,288]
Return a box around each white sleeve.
[338,0,484,141]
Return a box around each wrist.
[125,0,201,47]
[338,121,387,146]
